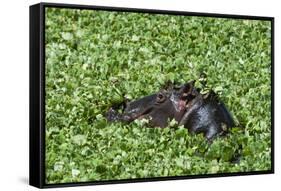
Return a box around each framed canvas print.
[29,2,274,188]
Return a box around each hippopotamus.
[106,80,234,140]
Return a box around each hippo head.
[106,80,199,127]
[106,80,234,140]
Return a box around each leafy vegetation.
[45,7,272,184]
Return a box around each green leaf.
[72,134,87,146]
[61,32,73,40]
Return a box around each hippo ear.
[180,80,196,94]
[162,80,174,90]
[203,90,218,101]
[189,80,196,86]
[187,80,196,90]
[189,80,200,96]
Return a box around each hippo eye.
[156,93,166,103]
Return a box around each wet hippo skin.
[106,80,234,140]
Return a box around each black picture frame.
[30,2,274,189]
